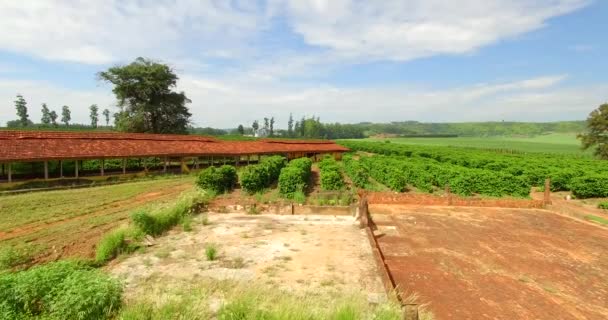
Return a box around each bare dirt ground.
[371,205,608,320]
[110,213,386,303]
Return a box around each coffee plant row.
[278,157,313,197]
[318,157,345,191]
[340,141,608,198]
[240,156,286,194]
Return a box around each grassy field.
[0,175,195,261]
[362,133,590,156]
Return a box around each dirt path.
[371,205,608,320]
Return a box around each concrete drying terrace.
[0,130,348,162]
[371,205,608,320]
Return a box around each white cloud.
[0,0,589,66]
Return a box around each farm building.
[0,130,348,183]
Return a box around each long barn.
[0,131,349,183]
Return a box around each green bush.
[598,202,608,210]
[278,158,312,197]
[95,229,127,263]
[131,192,213,236]
[205,244,218,261]
[196,165,237,193]
[570,175,608,198]
[240,156,286,194]
[0,260,122,319]
[343,155,369,189]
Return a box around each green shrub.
[196,165,237,193]
[240,156,286,194]
[570,175,608,198]
[320,169,345,191]
[95,228,128,263]
[0,260,122,319]
[278,158,312,197]
[598,202,608,210]
[343,154,369,189]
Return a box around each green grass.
[205,244,218,261]
[585,215,608,225]
[360,133,590,156]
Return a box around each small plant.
[247,205,260,215]
[292,189,307,204]
[205,244,218,261]
[182,216,193,231]
[598,202,608,210]
[0,245,33,270]
[201,215,210,226]
[95,228,127,263]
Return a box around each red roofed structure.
[0,130,348,183]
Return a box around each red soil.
[371,205,608,320]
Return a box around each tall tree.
[287,113,294,137]
[299,116,306,137]
[41,103,51,125]
[98,57,192,134]
[14,94,29,127]
[61,105,71,126]
[579,103,608,159]
[89,104,99,128]
[263,117,269,130]
[269,117,275,137]
[237,124,245,135]
[102,109,111,126]
[252,120,259,132]
[294,121,300,137]
[49,110,58,127]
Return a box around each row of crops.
[339,141,608,198]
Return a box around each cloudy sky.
[0,0,606,128]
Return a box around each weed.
[598,202,608,210]
[205,244,218,261]
[201,215,210,226]
[247,205,260,215]
[585,214,608,225]
[182,216,193,232]
[0,245,33,270]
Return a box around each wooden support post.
[247,155,250,165]
[122,158,127,175]
[223,156,226,165]
[100,159,105,176]
[163,157,168,173]
[44,161,49,180]
[75,160,79,178]
[235,156,239,167]
[7,163,12,183]
[142,158,148,172]
[194,158,199,169]
[180,158,186,173]
[544,178,552,205]
[210,156,214,166]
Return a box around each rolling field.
[362,133,589,155]
[0,176,195,262]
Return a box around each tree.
[14,94,29,127]
[89,104,99,128]
[287,113,294,137]
[61,105,71,126]
[263,117,269,130]
[252,120,259,132]
[49,110,58,127]
[294,121,300,137]
[102,109,111,126]
[579,103,608,159]
[237,124,245,135]
[269,117,275,137]
[98,57,192,134]
[299,116,306,137]
[41,103,51,125]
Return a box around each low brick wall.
[365,192,544,209]
[209,203,356,216]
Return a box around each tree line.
[9,94,112,129]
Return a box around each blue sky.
[0,0,606,128]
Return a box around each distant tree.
[41,103,51,125]
[287,113,294,137]
[61,105,71,126]
[6,119,33,127]
[102,108,111,126]
[14,94,29,127]
[263,117,269,130]
[270,117,275,137]
[49,110,58,127]
[252,120,259,132]
[294,121,300,137]
[579,103,608,159]
[98,57,192,134]
[89,104,99,128]
[237,124,245,135]
[299,116,306,137]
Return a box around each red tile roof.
[0,131,348,162]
